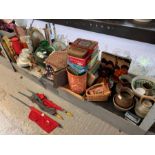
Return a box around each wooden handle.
[140,95,155,104]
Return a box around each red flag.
[29,106,59,133]
[36,93,63,111]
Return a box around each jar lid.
[135,88,145,95]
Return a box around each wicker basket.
[86,83,111,101]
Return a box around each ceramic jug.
[135,96,155,118]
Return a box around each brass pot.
[115,87,134,108]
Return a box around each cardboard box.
[101,51,131,69]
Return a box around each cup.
[135,96,155,118]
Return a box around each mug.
[115,87,134,108]
[135,96,155,118]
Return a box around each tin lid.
[72,38,98,51]
[68,46,88,58]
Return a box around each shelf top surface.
[91,19,155,31]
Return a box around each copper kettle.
[135,96,155,118]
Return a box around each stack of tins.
[67,38,99,94]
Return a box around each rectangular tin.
[72,38,98,55]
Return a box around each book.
[88,51,99,69]
[89,61,101,74]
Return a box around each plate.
[28,28,45,50]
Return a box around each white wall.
[25,19,155,76]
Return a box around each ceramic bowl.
[131,76,155,98]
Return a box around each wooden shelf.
[57,86,145,134]
[40,19,155,44]
[1,56,154,134]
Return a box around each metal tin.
[68,46,89,58]
[72,38,98,55]
[68,54,91,67]
[67,60,88,74]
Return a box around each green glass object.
[34,40,55,66]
